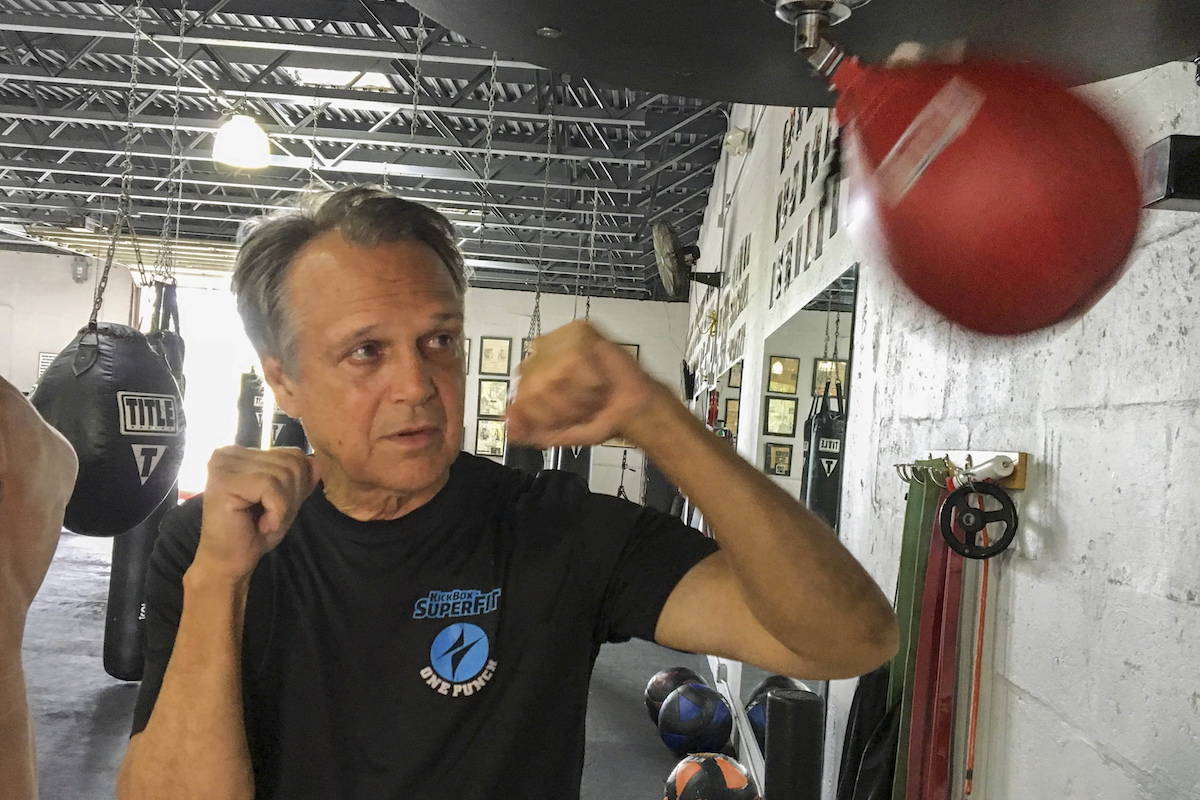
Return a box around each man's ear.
[261,356,301,419]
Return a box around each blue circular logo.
[429,623,490,683]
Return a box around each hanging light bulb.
[213,114,270,169]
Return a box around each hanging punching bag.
[504,444,547,476]
[235,369,263,448]
[105,282,185,680]
[832,57,1141,334]
[803,381,845,529]
[32,321,185,536]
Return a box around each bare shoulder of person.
[0,376,78,501]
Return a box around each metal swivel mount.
[764,0,868,77]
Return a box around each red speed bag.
[831,57,1141,335]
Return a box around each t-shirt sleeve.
[129,497,203,737]
[579,487,720,646]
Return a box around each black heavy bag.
[146,282,185,393]
[798,393,821,503]
[271,411,308,450]
[643,458,680,514]
[32,323,185,536]
[504,444,547,475]
[764,687,825,800]
[836,665,891,800]
[104,490,175,681]
[803,381,846,529]
[552,445,591,481]
[235,370,264,448]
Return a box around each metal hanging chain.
[823,291,833,359]
[308,102,322,186]
[476,50,500,255]
[92,0,147,328]
[527,102,555,342]
[833,309,842,362]
[154,0,188,284]
[583,186,599,321]
[409,12,427,142]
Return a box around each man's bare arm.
[117,446,318,800]
[0,376,77,800]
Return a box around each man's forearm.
[625,388,896,664]
[0,643,37,800]
[117,564,255,800]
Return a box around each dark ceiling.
[0,0,729,300]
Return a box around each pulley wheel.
[938,482,1018,559]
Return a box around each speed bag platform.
[32,323,185,536]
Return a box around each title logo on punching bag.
[117,392,180,436]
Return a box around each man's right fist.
[195,446,320,581]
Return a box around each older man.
[117,187,896,800]
[0,375,78,800]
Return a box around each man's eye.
[430,334,457,349]
[349,343,381,361]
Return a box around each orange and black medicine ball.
[663,753,760,800]
[832,57,1141,335]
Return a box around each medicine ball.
[32,323,185,536]
[746,674,798,706]
[645,666,706,725]
[832,57,1141,334]
[659,683,732,756]
[663,753,760,800]
[745,695,768,752]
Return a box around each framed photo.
[767,355,801,395]
[477,378,509,418]
[475,419,506,457]
[603,435,636,448]
[618,343,640,362]
[520,338,535,362]
[765,443,793,476]
[728,361,743,389]
[479,336,511,375]
[463,338,471,373]
[763,396,798,437]
[725,398,740,437]
[813,359,849,395]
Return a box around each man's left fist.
[506,321,667,448]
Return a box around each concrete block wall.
[690,61,1200,799]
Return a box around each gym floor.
[24,533,765,799]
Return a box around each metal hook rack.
[895,451,1028,491]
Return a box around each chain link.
[92,0,147,327]
[527,101,554,341]
[409,12,426,142]
[823,291,832,359]
[833,308,841,363]
[475,50,499,258]
[584,187,599,320]
[154,0,187,284]
[308,102,322,186]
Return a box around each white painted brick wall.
[693,61,1200,799]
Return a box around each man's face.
[267,231,465,494]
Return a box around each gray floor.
[23,533,766,799]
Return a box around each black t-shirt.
[131,453,718,799]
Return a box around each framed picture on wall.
[619,343,640,362]
[479,336,511,375]
[475,419,506,457]
[763,396,798,437]
[463,338,471,373]
[728,361,743,389]
[813,359,849,395]
[477,378,509,418]
[767,355,801,395]
[765,443,793,476]
[725,398,740,437]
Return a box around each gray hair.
[231,185,466,371]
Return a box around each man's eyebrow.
[331,324,384,351]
